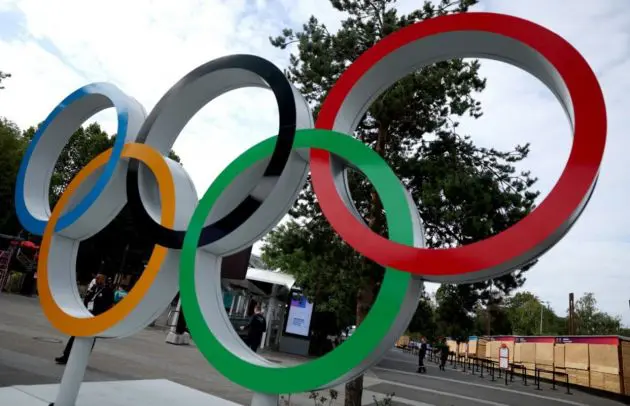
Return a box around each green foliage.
[264,3,539,403]
[0,71,10,89]
[23,123,113,206]
[574,292,622,335]
[503,291,622,336]
[263,221,359,328]
[473,302,512,336]
[0,118,28,234]
[407,290,621,339]
[434,284,474,340]
[263,0,538,329]
[407,293,437,341]
[372,393,394,406]
[0,117,181,284]
[308,389,339,406]
[501,292,565,335]
[22,122,182,207]
[506,292,541,335]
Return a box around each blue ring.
[15,83,136,234]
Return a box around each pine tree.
[263,1,539,404]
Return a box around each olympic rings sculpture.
[14,13,605,394]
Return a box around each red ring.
[312,12,606,276]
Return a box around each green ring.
[180,128,415,393]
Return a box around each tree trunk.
[344,374,364,406]
[344,282,375,406]
[345,123,387,406]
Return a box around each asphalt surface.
[372,348,628,406]
[1,293,628,405]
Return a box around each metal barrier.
[399,346,575,398]
[534,367,571,394]
[509,363,528,386]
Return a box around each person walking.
[55,274,114,364]
[416,337,428,373]
[240,305,267,353]
[438,337,450,371]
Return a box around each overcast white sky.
[0,0,628,326]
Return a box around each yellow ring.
[38,143,175,337]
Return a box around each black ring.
[126,54,297,249]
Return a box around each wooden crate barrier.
[447,340,458,354]
[513,342,521,363]
[467,340,477,357]
[535,343,554,367]
[396,336,410,348]
[621,339,630,395]
[589,343,620,374]
[477,339,487,359]
[567,368,590,387]
[458,342,468,355]
[554,344,566,368]
[522,362,536,377]
[519,343,536,364]
[590,371,622,394]
[565,343,589,370]
[486,340,501,360]
[474,336,630,396]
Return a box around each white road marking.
[367,380,509,406]
[382,356,437,367]
[373,367,591,406]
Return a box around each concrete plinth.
[165,332,191,345]
[0,379,241,406]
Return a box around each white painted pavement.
[0,379,243,406]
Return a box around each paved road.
[372,348,627,406]
[0,293,256,404]
[1,293,628,405]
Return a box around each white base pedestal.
[0,379,241,406]
[165,331,191,345]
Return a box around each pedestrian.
[114,284,128,304]
[240,305,267,353]
[438,337,449,371]
[416,337,427,373]
[86,273,97,293]
[55,274,114,364]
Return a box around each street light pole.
[540,303,544,335]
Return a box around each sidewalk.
[254,349,401,406]
[241,349,389,405]
[0,293,386,405]
[276,375,395,406]
[258,349,379,379]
